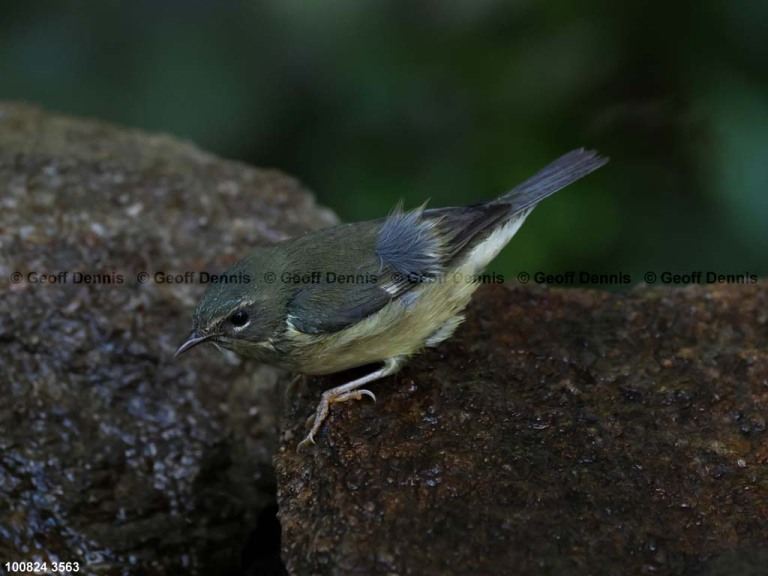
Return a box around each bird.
[175,148,608,450]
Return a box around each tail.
[494,148,608,214]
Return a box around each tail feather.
[495,148,608,214]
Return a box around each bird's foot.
[295,356,404,453]
[297,388,376,452]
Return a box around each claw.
[286,373,306,394]
[294,357,405,452]
[297,433,316,453]
[335,389,376,403]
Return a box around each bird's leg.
[285,372,308,403]
[297,356,405,452]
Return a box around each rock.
[277,282,768,576]
[0,102,336,575]
[5,103,766,576]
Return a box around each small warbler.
[176,149,608,450]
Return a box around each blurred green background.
[2,0,766,287]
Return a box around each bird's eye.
[230,310,249,328]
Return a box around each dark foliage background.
[3,0,766,285]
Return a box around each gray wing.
[286,149,607,335]
[287,274,397,335]
[286,204,506,335]
[283,221,406,335]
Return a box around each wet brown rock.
[4,103,767,576]
[0,102,335,574]
[277,282,768,576]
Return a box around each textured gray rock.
[0,102,335,575]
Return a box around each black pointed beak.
[174,331,215,357]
